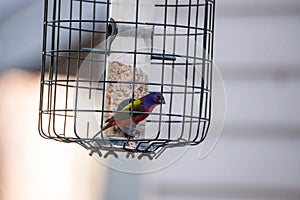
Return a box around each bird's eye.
[155,94,159,99]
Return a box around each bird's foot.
[122,125,140,137]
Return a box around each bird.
[93,92,165,138]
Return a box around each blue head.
[141,92,166,109]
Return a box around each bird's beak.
[160,99,166,104]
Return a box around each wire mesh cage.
[39,0,216,160]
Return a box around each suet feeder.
[39,0,216,161]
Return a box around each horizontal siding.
[140,1,300,200]
[217,0,300,18]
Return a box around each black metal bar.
[99,0,110,138]
[179,0,192,140]
[47,0,57,137]
[43,79,211,92]
[194,0,209,142]
[151,54,176,61]
[73,0,83,138]
[38,0,49,139]
[63,0,74,136]
[168,0,179,140]
[47,19,213,33]
[188,0,200,141]
[156,0,169,140]
[130,0,140,139]
[46,48,211,62]
[52,0,62,137]
[202,0,216,141]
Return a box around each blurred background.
[1,0,300,199]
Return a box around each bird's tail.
[92,122,114,139]
[92,130,102,139]
[101,123,114,132]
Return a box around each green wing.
[121,99,142,111]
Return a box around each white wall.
[138,0,300,199]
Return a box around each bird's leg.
[120,124,140,149]
[121,124,140,137]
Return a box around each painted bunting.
[93,92,165,138]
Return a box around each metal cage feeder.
[39,0,216,160]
